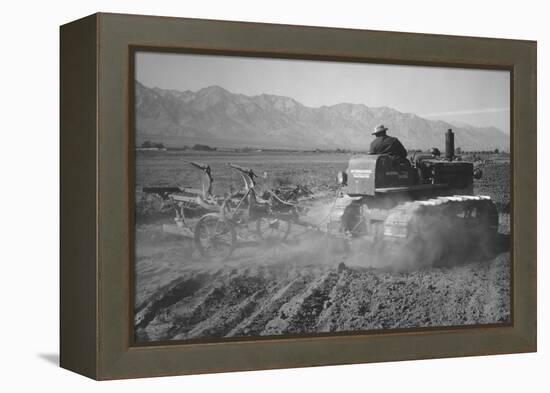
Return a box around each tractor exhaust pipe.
[445,129,454,161]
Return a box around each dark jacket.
[369,135,407,158]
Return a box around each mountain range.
[135,81,509,152]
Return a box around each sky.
[136,51,511,134]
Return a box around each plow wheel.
[255,217,292,244]
[194,213,236,260]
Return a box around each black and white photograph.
[1,0,545,386]
[133,51,511,343]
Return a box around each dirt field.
[134,221,511,342]
[134,151,511,342]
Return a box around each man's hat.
[372,124,388,135]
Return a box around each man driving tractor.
[369,124,408,159]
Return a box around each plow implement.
[143,161,314,260]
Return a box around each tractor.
[331,129,499,261]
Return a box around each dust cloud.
[263,197,503,273]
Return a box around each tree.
[192,144,217,151]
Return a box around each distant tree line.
[313,148,352,153]
[140,140,165,149]
[139,142,219,151]
[191,144,217,151]
[456,148,505,155]
[406,147,503,155]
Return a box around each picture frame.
[60,12,536,380]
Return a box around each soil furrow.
[165,273,268,340]
[135,272,210,331]
[228,274,316,337]
[260,269,338,335]
[184,289,268,339]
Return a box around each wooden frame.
[60,12,536,380]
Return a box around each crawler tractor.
[333,129,498,259]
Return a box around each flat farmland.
[135,150,349,194]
